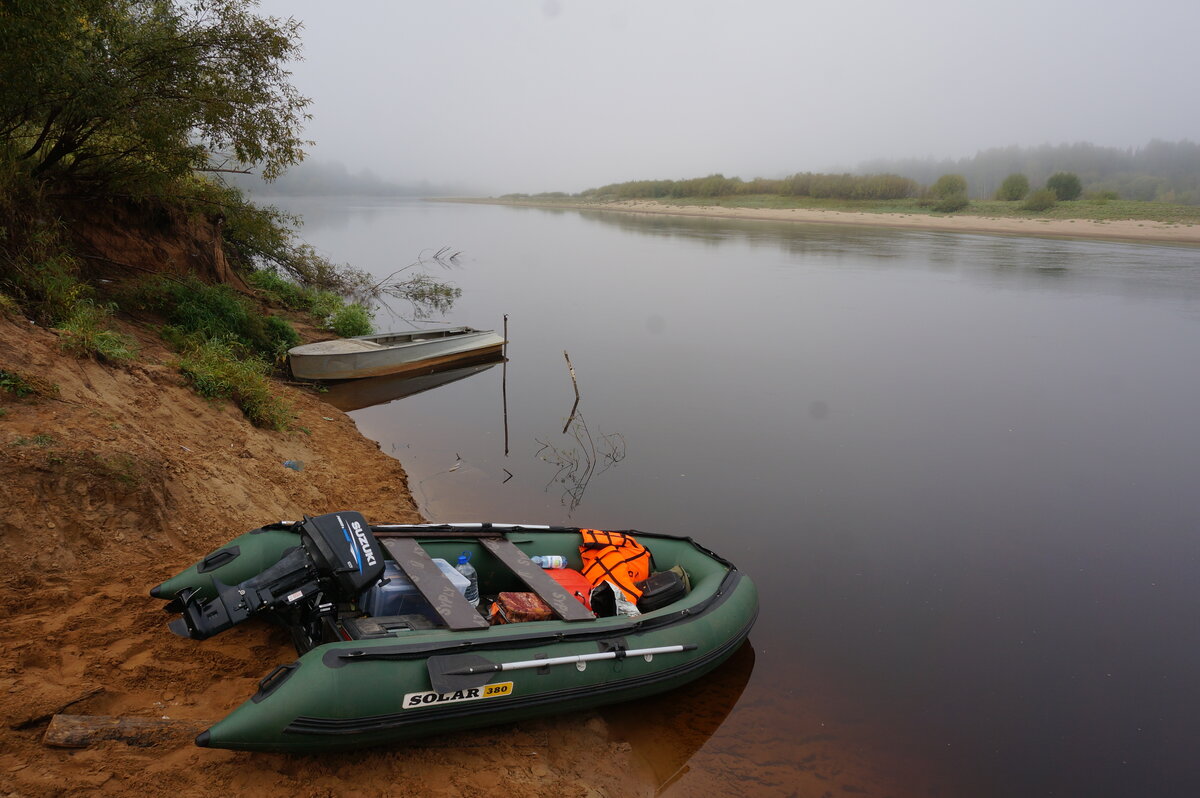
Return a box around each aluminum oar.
[427,644,695,695]
[448,644,696,675]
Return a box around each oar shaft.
[450,645,694,676]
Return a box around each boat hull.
[288,328,506,381]
[153,524,758,752]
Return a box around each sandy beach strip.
[464,198,1200,246]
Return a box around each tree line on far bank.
[557,169,1092,213]
[518,139,1199,209]
[860,140,1200,204]
[576,172,919,202]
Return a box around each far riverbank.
[447,198,1200,246]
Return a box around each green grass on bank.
[498,194,1200,226]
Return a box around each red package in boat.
[490,592,553,624]
[547,568,594,610]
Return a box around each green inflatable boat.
[151,511,758,752]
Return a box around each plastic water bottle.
[456,552,480,606]
[531,555,567,569]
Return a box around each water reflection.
[573,206,912,259]
[321,355,503,412]
[535,410,626,514]
[601,641,755,795]
[566,204,1200,302]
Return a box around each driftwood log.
[10,687,104,730]
[42,714,208,748]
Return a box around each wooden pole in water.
[562,350,581,434]
[502,314,509,457]
[564,351,580,401]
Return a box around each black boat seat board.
[480,538,595,622]
[380,538,489,630]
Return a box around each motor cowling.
[298,511,385,597]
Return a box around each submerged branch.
[372,245,463,291]
[535,411,626,514]
[374,248,465,321]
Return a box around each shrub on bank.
[176,339,292,430]
[0,218,142,362]
[247,269,365,338]
[996,173,1030,201]
[933,193,970,213]
[265,315,301,351]
[135,276,299,358]
[327,303,373,337]
[247,269,311,309]
[1046,172,1082,201]
[0,227,88,325]
[56,301,137,362]
[1021,189,1058,212]
[0,368,58,399]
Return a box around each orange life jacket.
[579,529,651,600]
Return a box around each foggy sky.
[253,0,1200,195]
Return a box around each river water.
[274,197,1200,797]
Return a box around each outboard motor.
[165,511,385,644]
[300,511,385,598]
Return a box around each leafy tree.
[0,0,310,186]
[996,173,1030,201]
[1045,172,1082,201]
[930,173,968,198]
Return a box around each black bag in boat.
[635,569,688,612]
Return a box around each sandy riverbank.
[0,314,655,798]
[465,198,1200,246]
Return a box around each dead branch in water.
[372,246,464,292]
[429,245,462,263]
[370,248,465,322]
